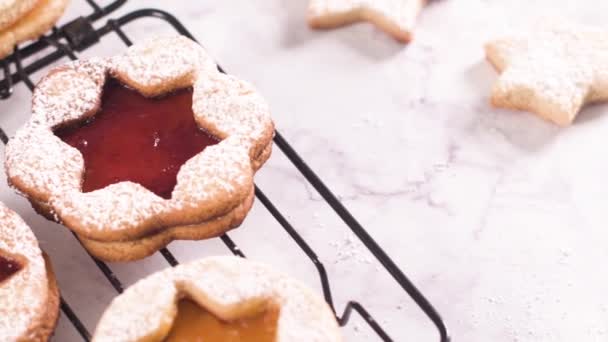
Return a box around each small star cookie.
[308,0,426,43]
[485,22,608,126]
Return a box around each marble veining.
[1,0,608,341]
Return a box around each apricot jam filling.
[164,299,279,342]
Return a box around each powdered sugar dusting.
[31,58,107,128]
[171,136,251,212]
[0,203,49,342]
[193,72,274,158]
[92,256,341,342]
[6,123,83,203]
[329,232,373,265]
[53,183,166,240]
[110,35,218,97]
[5,35,274,243]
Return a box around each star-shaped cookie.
[308,0,426,42]
[485,23,608,126]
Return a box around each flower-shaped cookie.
[92,256,342,342]
[0,202,59,342]
[5,35,274,261]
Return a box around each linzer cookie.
[485,22,608,126]
[0,0,70,59]
[5,35,274,261]
[92,256,342,342]
[308,0,426,42]
[0,202,60,342]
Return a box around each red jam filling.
[0,254,22,283]
[55,79,220,199]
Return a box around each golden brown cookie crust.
[0,0,38,31]
[308,0,426,42]
[0,0,70,59]
[5,36,274,261]
[77,189,255,262]
[485,21,608,126]
[92,256,342,342]
[0,203,60,342]
[19,253,60,342]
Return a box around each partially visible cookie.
[308,0,426,42]
[92,256,342,342]
[485,22,608,126]
[0,0,70,59]
[0,0,38,31]
[0,202,60,342]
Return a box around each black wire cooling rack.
[0,1,449,341]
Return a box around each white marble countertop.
[2,0,608,341]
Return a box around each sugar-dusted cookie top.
[308,0,426,42]
[5,35,274,246]
[92,256,342,342]
[485,21,608,126]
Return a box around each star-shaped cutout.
[485,22,608,126]
[308,0,426,42]
[5,36,274,261]
[54,78,220,200]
